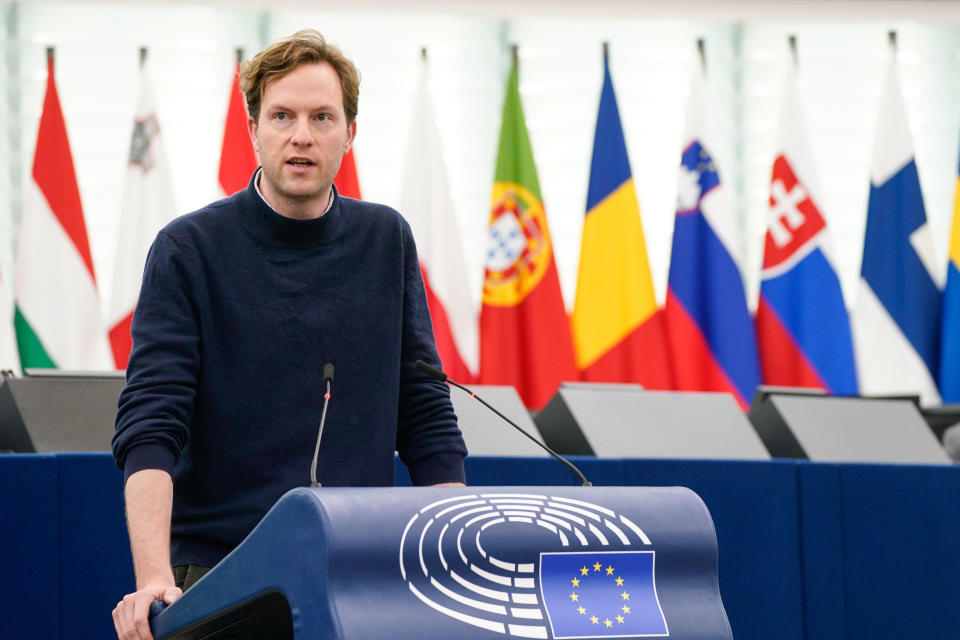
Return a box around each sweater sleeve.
[394,221,468,485]
[112,230,202,482]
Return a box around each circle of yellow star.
[569,593,579,602]
[616,577,624,586]
[590,616,599,624]
[571,578,580,587]
[580,566,589,576]
[604,619,613,628]
[616,615,625,624]
[621,591,630,601]
[622,605,631,614]
[578,606,586,615]
[606,565,615,575]
[593,562,602,572]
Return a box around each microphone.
[310,363,335,487]
[414,360,591,487]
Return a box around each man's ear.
[247,115,260,159]
[344,120,357,154]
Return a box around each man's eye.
[314,114,328,121]
[275,113,287,120]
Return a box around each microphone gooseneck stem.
[446,379,592,487]
[310,378,332,488]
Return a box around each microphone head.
[323,363,335,383]
[414,359,448,382]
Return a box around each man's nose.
[291,117,313,144]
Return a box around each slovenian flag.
[479,53,577,409]
[218,53,258,196]
[14,50,112,370]
[851,51,941,405]
[400,55,477,383]
[755,63,858,395]
[941,148,960,403]
[107,53,178,368]
[572,46,672,388]
[663,56,761,410]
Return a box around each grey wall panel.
[449,384,548,457]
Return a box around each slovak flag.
[663,57,761,410]
[851,49,941,405]
[755,63,858,395]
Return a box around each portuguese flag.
[15,51,111,370]
[478,55,577,410]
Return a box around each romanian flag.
[851,52,941,405]
[755,63,858,395]
[939,148,960,402]
[218,55,258,196]
[479,56,577,409]
[14,51,111,370]
[663,58,760,410]
[572,48,672,387]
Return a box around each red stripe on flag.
[755,295,827,390]
[580,309,674,389]
[422,266,474,384]
[334,147,361,199]
[480,262,578,410]
[34,56,96,282]
[218,63,258,196]
[108,310,134,369]
[664,290,749,409]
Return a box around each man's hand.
[432,482,466,487]
[112,581,182,640]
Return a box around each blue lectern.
[151,486,731,639]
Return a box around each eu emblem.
[539,551,668,638]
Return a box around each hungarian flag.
[755,63,858,395]
[334,147,362,199]
[14,52,111,370]
[479,56,577,409]
[572,47,672,387]
[107,54,178,368]
[940,145,960,402]
[851,51,941,405]
[218,56,258,196]
[663,57,760,410]
[400,59,476,382]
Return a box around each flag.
[479,57,577,409]
[941,147,960,403]
[755,64,858,395]
[663,59,760,410]
[400,59,476,382]
[539,551,668,638]
[14,52,112,370]
[107,55,178,368]
[218,58,258,196]
[851,53,941,405]
[572,47,672,387]
[334,147,362,199]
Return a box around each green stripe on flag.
[493,61,542,201]
[14,306,56,368]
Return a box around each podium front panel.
[151,486,732,640]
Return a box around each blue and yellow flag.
[571,47,672,388]
[540,551,668,638]
[940,149,960,402]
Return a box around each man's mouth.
[287,159,315,167]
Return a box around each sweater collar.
[237,168,343,248]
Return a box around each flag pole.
[46,46,54,65]
[788,35,798,69]
[511,43,518,74]
[139,46,147,68]
[235,47,243,65]
[696,38,706,74]
[602,40,609,64]
[888,29,897,53]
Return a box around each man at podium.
[111,30,467,640]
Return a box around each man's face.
[248,61,356,216]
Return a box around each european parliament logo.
[399,492,669,639]
[540,551,667,638]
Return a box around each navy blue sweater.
[112,176,467,568]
